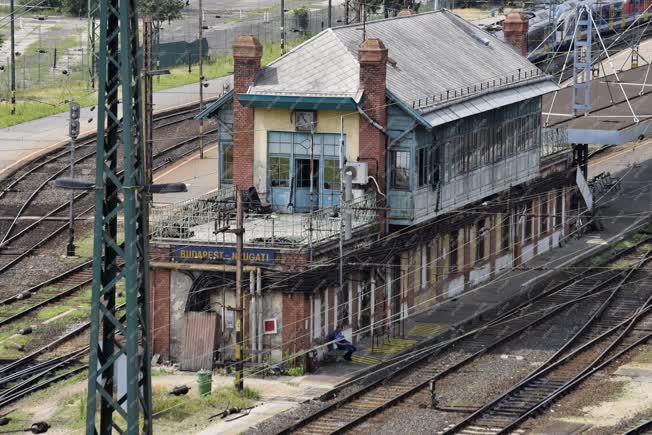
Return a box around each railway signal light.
[69,102,80,139]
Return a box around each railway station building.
[148,11,578,369]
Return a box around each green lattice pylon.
[85,0,152,432]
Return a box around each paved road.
[0,75,231,180]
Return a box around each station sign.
[172,245,275,266]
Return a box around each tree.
[138,0,185,24]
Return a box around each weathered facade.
[148,11,577,368]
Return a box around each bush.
[287,367,305,377]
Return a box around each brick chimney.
[503,12,529,57]
[232,35,262,191]
[358,38,388,195]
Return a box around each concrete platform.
[0,75,231,181]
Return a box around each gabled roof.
[250,29,361,100]
[246,10,557,125]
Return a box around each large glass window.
[416,147,429,187]
[269,156,290,187]
[438,98,541,181]
[391,150,410,190]
[323,159,340,190]
[222,143,233,183]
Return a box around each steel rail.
[323,271,629,435]
[0,276,92,328]
[0,260,92,305]
[278,237,652,434]
[277,268,631,434]
[495,298,652,434]
[0,127,218,279]
[622,418,652,435]
[0,303,126,378]
[445,251,652,435]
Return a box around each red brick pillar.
[233,35,262,191]
[503,12,529,57]
[149,246,171,360]
[358,39,388,231]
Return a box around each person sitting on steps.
[330,326,356,361]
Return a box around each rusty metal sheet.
[180,312,218,371]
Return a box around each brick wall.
[232,36,262,190]
[503,13,529,57]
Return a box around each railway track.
[443,252,652,434]
[0,104,214,277]
[622,418,652,435]
[278,240,652,435]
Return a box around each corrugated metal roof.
[250,29,360,98]
[423,80,559,127]
[249,11,551,109]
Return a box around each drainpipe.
[370,271,376,347]
[386,265,392,335]
[249,270,256,361]
[257,268,263,363]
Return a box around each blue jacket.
[331,330,345,342]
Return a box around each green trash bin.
[197,369,212,397]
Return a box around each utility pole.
[234,192,245,391]
[10,0,16,115]
[87,0,98,89]
[144,15,154,185]
[85,0,153,431]
[328,0,332,27]
[345,0,350,24]
[281,0,286,54]
[198,0,205,159]
[67,102,80,257]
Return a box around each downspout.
[249,270,256,361]
[257,268,263,363]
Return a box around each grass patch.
[0,303,26,318]
[0,37,309,129]
[0,334,32,359]
[54,384,260,431]
[36,304,73,321]
[152,366,176,376]
[0,410,34,433]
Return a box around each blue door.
[294,159,319,212]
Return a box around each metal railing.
[411,68,547,111]
[151,187,236,239]
[151,190,378,248]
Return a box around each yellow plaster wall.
[253,108,360,194]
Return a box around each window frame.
[269,155,290,188]
[391,150,411,190]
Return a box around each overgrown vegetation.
[56,385,260,431]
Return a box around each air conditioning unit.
[344,162,368,185]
